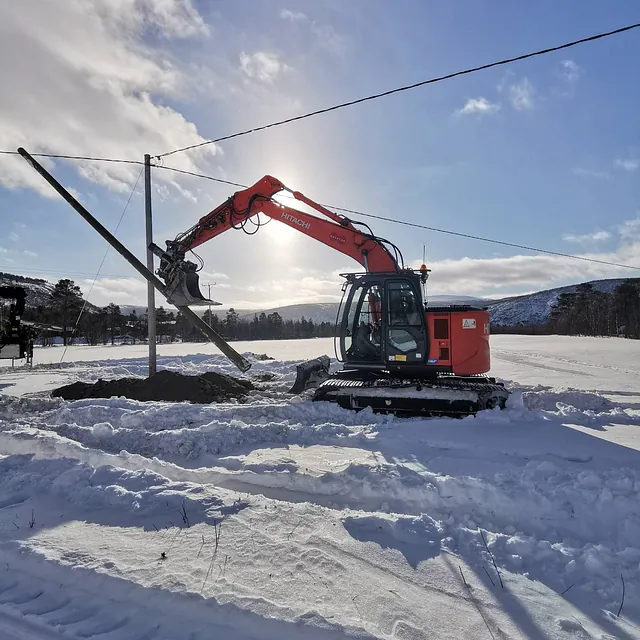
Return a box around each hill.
[5,271,639,329]
[486,278,638,326]
[0,272,53,307]
[245,295,490,325]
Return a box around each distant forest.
[19,279,336,346]
[493,279,640,339]
[11,277,640,345]
[547,280,640,338]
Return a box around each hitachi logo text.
[281,211,311,230]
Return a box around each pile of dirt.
[52,369,255,403]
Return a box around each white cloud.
[563,230,611,245]
[70,234,640,306]
[310,24,346,56]
[90,0,209,39]
[23,250,38,257]
[79,276,148,307]
[456,97,500,116]
[572,167,611,180]
[413,242,640,297]
[280,9,308,23]
[619,216,640,240]
[280,9,345,55]
[0,0,220,197]
[239,51,287,83]
[615,158,639,172]
[9,232,19,242]
[509,78,535,111]
[559,59,583,83]
[198,270,230,281]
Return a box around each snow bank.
[0,453,247,525]
[1,337,639,638]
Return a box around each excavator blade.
[289,355,331,394]
[163,269,216,307]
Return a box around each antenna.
[421,242,429,305]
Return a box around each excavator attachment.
[289,355,331,394]
[150,244,216,307]
[162,266,215,307]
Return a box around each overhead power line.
[328,205,640,272]
[3,150,637,273]
[153,164,246,188]
[154,164,640,272]
[60,167,143,364]
[1,22,637,164]
[0,149,144,165]
[158,22,640,158]
[0,266,131,278]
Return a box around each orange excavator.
[152,175,508,416]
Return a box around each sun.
[260,213,298,248]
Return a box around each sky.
[0,0,639,310]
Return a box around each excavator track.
[312,375,508,417]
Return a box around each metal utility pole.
[17,147,252,374]
[202,282,216,327]
[144,154,157,376]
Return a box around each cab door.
[339,279,384,365]
[384,279,428,367]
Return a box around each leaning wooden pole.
[17,147,251,374]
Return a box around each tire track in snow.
[494,348,640,383]
[0,547,372,640]
[493,350,597,377]
[2,423,640,559]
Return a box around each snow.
[0,335,640,638]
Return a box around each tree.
[79,308,104,346]
[156,306,169,343]
[49,279,84,345]
[268,312,283,339]
[225,308,240,340]
[614,280,640,338]
[124,310,145,344]
[104,303,122,345]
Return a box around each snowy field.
[0,335,639,639]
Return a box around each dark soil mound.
[52,369,255,403]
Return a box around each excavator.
[0,286,34,364]
[152,175,508,417]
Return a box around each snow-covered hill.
[7,271,639,328]
[0,272,52,307]
[241,302,339,323]
[487,278,638,327]
[248,296,490,324]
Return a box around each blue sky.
[0,1,638,308]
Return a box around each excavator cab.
[339,272,428,374]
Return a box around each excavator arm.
[152,175,401,307]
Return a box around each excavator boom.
[152,175,400,307]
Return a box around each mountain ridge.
[5,273,639,328]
